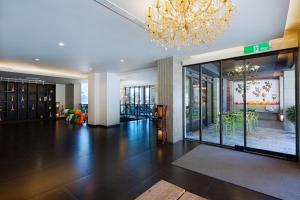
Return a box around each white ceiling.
[0,0,290,76]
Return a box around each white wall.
[74,83,81,109]
[56,84,65,108]
[120,67,157,88]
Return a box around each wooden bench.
[135,180,207,200]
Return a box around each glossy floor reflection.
[0,120,277,200]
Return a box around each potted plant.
[286,105,296,124]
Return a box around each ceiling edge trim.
[93,0,144,29]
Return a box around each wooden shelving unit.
[0,81,56,123]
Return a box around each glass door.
[183,49,298,159]
[221,59,245,147]
[184,65,200,140]
[245,52,297,155]
[201,62,220,144]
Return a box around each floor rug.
[173,144,300,200]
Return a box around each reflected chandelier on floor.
[146,0,234,48]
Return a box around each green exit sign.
[244,42,270,54]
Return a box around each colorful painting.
[233,79,279,112]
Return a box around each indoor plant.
[286,105,296,124]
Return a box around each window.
[120,85,156,119]
[81,82,88,104]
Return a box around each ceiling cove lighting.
[0,62,87,79]
[146,0,234,48]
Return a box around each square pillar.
[88,72,120,126]
[157,57,183,143]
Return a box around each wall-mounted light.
[279,114,284,122]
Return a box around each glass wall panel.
[81,82,88,104]
[150,86,156,105]
[221,59,245,147]
[183,49,297,158]
[121,85,156,119]
[125,88,130,104]
[245,52,296,155]
[135,87,140,105]
[140,87,145,104]
[201,62,220,143]
[184,65,200,140]
[145,87,150,104]
[130,88,135,104]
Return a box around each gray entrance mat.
[173,144,300,200]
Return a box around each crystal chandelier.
[228,65,260,80]
[146,0,234,48]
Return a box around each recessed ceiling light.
[35,58,40,61]
[58,42,65,47]
[120,59,125,63]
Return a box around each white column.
[88,73,101,125]
[88,72,120,126]
[157,57,183,143]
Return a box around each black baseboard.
[87,123,120,128]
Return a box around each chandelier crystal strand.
[146,0,234,48]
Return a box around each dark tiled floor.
[0,119,277,200]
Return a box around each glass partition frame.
[183,48,299,160]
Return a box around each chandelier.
[146,0,234,48]
[228,65,260,80]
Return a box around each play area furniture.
[63,109,88,125]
